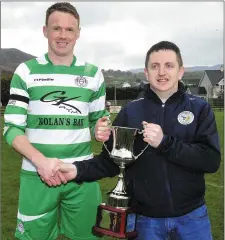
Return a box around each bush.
[1,78,11,106]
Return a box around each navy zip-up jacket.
[74,82,221,217]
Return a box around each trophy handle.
[103,142,112,156]
[132,129,149,159]
[137,129,144,134]
[103,124,116,156]
[132,144,149,159]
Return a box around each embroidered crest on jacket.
[178,111,194,125]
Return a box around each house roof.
[182,78,201,86]
[182,71,205,86]
[205,70,224,86]
[188,86,207,95]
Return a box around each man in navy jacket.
[58,41,221,240]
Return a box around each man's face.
[144,50,184,94]
[43,11,80,57]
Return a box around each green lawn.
[1,111,224,240]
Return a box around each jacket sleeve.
[74,107,128,182]
[74,145,119,183]
[158,103,221,173]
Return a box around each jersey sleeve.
[3,63,30,145]
[88,68,109,135]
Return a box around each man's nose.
[158,66,166,75]
[59,29,67,38]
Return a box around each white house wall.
[199,73,213,97]
[215,78,224,97]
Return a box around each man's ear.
[178,66,185,80]
[76,27,81,40]
[144,68,149,81]
[43,26,48,38]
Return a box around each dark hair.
[145,41,183,68]
[45,2,80,26]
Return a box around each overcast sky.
[1,2,224,70]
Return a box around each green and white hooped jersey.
[4,54,108,172]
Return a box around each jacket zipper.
[161,103,175,214]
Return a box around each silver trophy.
[93,126,149,239]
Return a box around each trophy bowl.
[110,126,138,166]
[93,126,149,239]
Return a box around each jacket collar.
[144,81,186,104]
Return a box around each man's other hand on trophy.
[142,121,164,148]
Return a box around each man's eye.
[151,65,157,69]
[167,64,174,68]
[53,27,60,30]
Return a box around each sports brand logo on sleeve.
[8,100,17,106]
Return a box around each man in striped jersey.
[3,2,111,240]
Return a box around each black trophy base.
[93,203,137,239]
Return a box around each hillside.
[129,64,222,73]
[0,48,35,72]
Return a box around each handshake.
[38,161,79,187]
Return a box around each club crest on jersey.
[178,111,194,125]
[75,76,88,87]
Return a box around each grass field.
[1,111,224,240]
